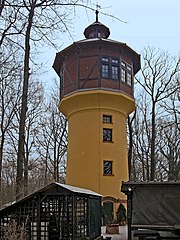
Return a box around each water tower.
[53,11,140,221]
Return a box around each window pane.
[112,66,119,80]
[104,161,113,175]
[121,68,126,82]
[102,64,109,78]
[112,59,119,64]
[103,115,112,124]
[103,128,112,142]
[127,65,132,72]
[102,57,109,62]
[121,61,126,67]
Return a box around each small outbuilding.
[0,182,102,240]
[121,181,180,240]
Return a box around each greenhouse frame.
[0,182,102,240]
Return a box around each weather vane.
[95,0,101,22]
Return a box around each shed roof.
[54,182,102,196]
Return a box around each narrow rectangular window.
[102,64,109,78]
[112,66,119,80]
[103,115,112,124]
[103,161,113,175]
[120,60,133,85]
[127,72,132,86]
[103,128,112,142]
[121,68,126,82]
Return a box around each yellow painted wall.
[59,90,135,203]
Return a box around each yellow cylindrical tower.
[60,90,135,196]
[53,12,140,221]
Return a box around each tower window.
[102,64,109,78]
[121,68,126,82]
[127,64,132,86]
[103,115,112,124]
[127,72,132,86]
[112,66,119,80]
[103,128,112,142]
[101,57,133,85]
[101,56,119,80]
[103,161,113,175]
[121,60,133,86]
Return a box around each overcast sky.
[74,0,180,54]
[43,0,180,84]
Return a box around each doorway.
[103,202,114,225]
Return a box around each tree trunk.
[0,102,5,207]
[0,135,4,207]
[24,143,29,196]
[150,102,156,180]
[16,4,35,200]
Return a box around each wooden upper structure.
[53,12,140,99]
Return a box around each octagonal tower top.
[53,10,141,100]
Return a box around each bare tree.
[36,80,68,184]
[129,92,151,181]
[1,0,95,200]
[156,90,180,180]
[1,0,125,200]
[0,48,22,206]
[23,80,44,195]
[157,120,180,180]
[136,46,180,180]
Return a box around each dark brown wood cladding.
[55,39,140,99]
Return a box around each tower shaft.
[59,90,135,201]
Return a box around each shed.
[0,182,102,240]
[121,181,180,240]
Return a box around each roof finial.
[95,9,99,22]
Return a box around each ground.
[102,226,127,240]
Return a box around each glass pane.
[102,64,109,78]
[103,128,112,142]
[112,59,119,64]
[127,72,132,85]
[103,161,113,175]
[121,61,126,67]
[127,65,132,72]
[103,115,112,124]
[121,68,126,82]
[102,57,109,62]
[112,66,119,80]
